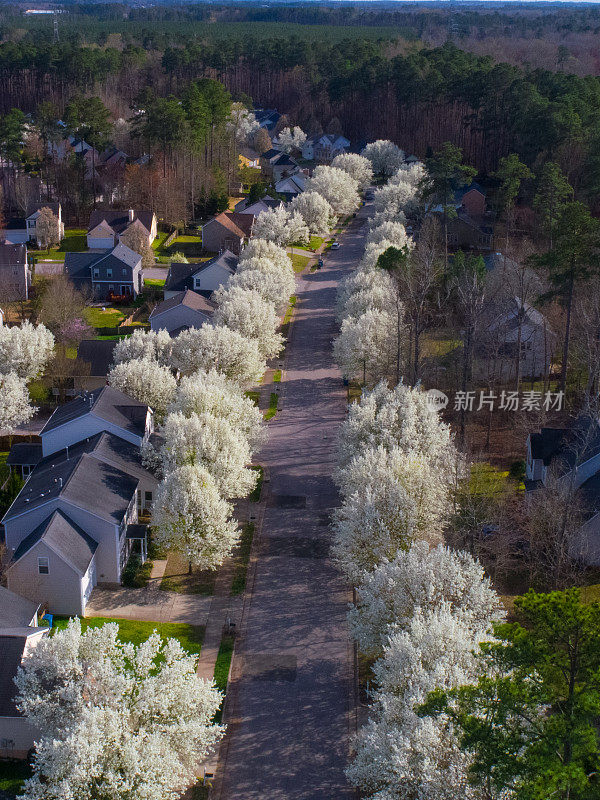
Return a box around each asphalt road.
[216,202,372,800]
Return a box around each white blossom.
[333,308,400,387]
[348,605,489,800]
[349,540,502,656]
[0,321,54,381]
[15,619,224,800]
[153,464,239,568]
[336,268,396,323]
[112,328,173,366]
[0,372,35,432]
[239,238,291,271]
[251,206,309,246]
[373,180,420,220]
[305,166,360,217]
[171,369,265,452]
[213,286,284,359]
[289,191,335,235]
[275,126,307,153]
[395,161,426,189]
[332,447,450,582]
[172,324,264,385]
[108,357,176,421]
[331,153,373,190]
[228,102,260,144]
[227,267,294,313]
[362,140,405,178]
[366,221,410,250]
[337,380,458,474]
[160,411,257,499]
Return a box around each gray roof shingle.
[12,509,98,574]
[40,385,149,437]
[0,586,39,628]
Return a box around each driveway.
[215,204,372,799]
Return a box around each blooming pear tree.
[171,369,265,452]
[0,321,55,381]
[289,191,335,235]
[349,540,502,656]
[366,220,410,250]
[276,126,307,153]
[0,372,35,432]
[228,101,260,144]
[239,238,291,271]
[227,268,294,313]
[15,619,224,800]
[213,286,284,358]
[373,179,420,221]
[333,308,399,387]
[153,464,239,568]
[112,327,173,366]
[108,357,177,421]
[305,166,360,217]
[347,605,490,800]
[336,268,396,323]
[172,324,264,385]
[362,139,405,178]
[331,153,374,190]
[251,206,309,246]
[332,447,450,582]
[160,411,257,499]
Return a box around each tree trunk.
[560,270,575,396]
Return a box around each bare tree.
[572,276,600,402]
[38,275,90,354]
[120,224,156,269]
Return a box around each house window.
[108,285,114,292]
[122,268,127,276]
[106,268,112,278]
[93,268,99,279]
[38,557,49,574]
[145,491,153,505]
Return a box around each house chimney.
[128,209,134,223]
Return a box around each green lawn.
[290,253,311,273]
[282,295,297,328]
[245,390,260,406]
[264,392,279,421]
[249,465,264,502]
[273,369,282,383]
[144,278,165,287]
[154,234,204,262]
[29,229,88,261]
[152,231,170,251]
[0,760,31,795]
[230,521,255,596]
[52,616,204,657]
[213,634,235,723]
[84,306,126,328]
[308,235,327,250]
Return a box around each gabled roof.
[149,289,216,320]
[87,209,154,237]
[204,212,254,240]
[164,250,239,294]
[489,298,549,335]
[76,339,117,377]
[276,173,306,193]
[41,385,149,437]
[88,220,115,239]
[7,442,43,467]
[65,244,141,280]
[0,243,26,267]
[26,201,60,220]
[261,148,284,161]
[4,448,139,524]
[0,634,30,716]
[12,509,98,574]
[0,586,39,628]
[271,152,297,168]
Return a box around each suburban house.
[164,250,238,299]
[0,590,47,759]
[239,147,260,169]
[87,209,157,249]
[525,416,600,565]
[3,390,157,616]
[275,173,307,199]
[149,289,216,336]
[301,134,350,162]
[0,203,64,246]
[254,109,282,133]
[202,212,254,255]
[64,243,143,300]
[7,443,43,480]
[435,210,494,251]
[234,195,280,215]
[259,149,299,181]
[0,243,30,301]
[478,297,555,381]
[38,385,153,457]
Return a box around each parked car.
[331,241,340,250]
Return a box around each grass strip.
[213,634,235,723]
[249,466,263,502]
[264,392,278,421]
[230,521,255,596]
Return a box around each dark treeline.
[1,32,600,195]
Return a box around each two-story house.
[64,243,143,300]
[87,209,157,249]
[0,243,30,301]
[201,212,254,255]
[3,388,157,616]
[1,203,64,247]
[149,289,216,336]
[163,250,238,299]
[302,134,350,162]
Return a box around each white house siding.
[192,263,232,293]
[571,514,600,566]
[41,413,144,457]
[87,235,114,250]
[81,558,97,611]
[6,540,86,616]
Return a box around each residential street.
[215,204,371,799]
